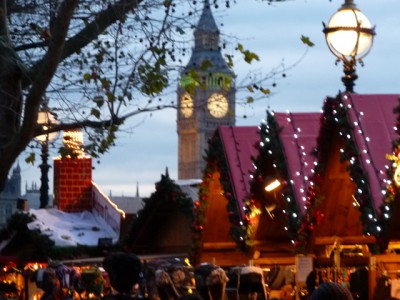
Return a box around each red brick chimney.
[53,129,93,212]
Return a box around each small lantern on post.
[36,102,59,208]
[323,0,375,92]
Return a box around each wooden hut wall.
[313,135,363,241]
[200,171,249,265]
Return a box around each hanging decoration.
[380,98,400,250]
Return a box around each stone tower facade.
[177,0,235,179]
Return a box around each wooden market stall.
[192,112,321,295]
[193,93,400,299]
[193,126,260,267]
[298,93,400,300]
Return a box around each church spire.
[184,0,233,75]
[194,0,219,51]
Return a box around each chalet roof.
[339,93,399,210]
[219,126,259,218]
[218,112,321,219]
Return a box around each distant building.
[23,182,53,209]
[0,164,22,227]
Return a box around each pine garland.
[191,129,252,265]
[249,112,302,247]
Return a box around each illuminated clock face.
[181,93,194,118]
[207,93,228,118]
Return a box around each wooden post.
[369,256,376,300]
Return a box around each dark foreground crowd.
[33,252,358,300]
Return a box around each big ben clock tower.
[177,0,235,179]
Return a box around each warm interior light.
[264,179,281,192]
[394,164,400,186]
[265,204,276,219]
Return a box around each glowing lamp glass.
[325,6,374,60]
[36,111,58,142]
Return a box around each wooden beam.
[254,256,295,266]
[314,235,376,245]
[373,254,400,263]
[203,242,237,250]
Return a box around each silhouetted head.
[103,252,142,294]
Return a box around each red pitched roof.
[217,93,399,221]
[218,112,321,218]
[341,93,399,210]
[219,126,259,218]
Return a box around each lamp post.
[323,0,375,93]
[36,104,58,208]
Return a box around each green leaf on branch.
[101,78,110,89]
[243,51,259,64]
[106,91,115,102]
[225,54,234,68]
[200,59,213,71]
[246,96,254,103]
[261,88,270,95]
[301,35,314,47]
[176,26,185,35]
[25,153,35,165]
[94,96,104,107]
[237,43,259,64]
[91,108,101,119]
[83,73,91,81]
[247,85,254,93]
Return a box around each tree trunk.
[0,0,25,191]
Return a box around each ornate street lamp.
[36,103,58,208]
[323,0,375,92]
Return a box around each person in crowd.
[102,252,143,300]
[310,281,353,300]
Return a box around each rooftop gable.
[219,126,259,219]
[341,93,399,210]
[297,93,400,251]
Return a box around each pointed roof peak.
[197,0,219,33]
[165,167,170,178]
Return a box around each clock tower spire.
[177,0,236,180]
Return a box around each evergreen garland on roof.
[249,111,302,249]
